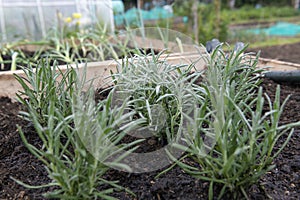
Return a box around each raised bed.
[1,46,300,199]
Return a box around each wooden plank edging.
[1,51,300,100]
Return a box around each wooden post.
[228,0,235,9]
[137,0,144,9]
[213,0,221,39]
[137,0,145,37]
[192,0,199,43]
[295,0,300,10]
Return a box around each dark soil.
[1,44,300,199]
[249,42,300,64]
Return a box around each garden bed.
[1,44,300,199]
[0,77,299,200]
[249,42,300,65]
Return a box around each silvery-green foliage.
[14,59,76,125]
[109,50,202,142]
[174,44,300,199]
[14,62,142,199]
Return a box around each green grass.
[222,6,300,25]
[249,36,300,48]
[227,30,300,49]
[230,15,300,26]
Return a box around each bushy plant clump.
[172,44,300,199]
[109,51,202,142]
[14,60,143,199]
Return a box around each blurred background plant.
[0,20,137,71]
[173,0,228,43]
[172,0,300,45]
[56,11,83,38]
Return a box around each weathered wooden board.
[1,51,300,100]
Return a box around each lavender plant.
[173,44,300,199]
[14,61,143,199]
[109,50,201,143]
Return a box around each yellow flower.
[57,12,63,19]
[72,13,82,19]
[75,21,80,26]
[64,17,72,23]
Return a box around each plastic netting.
[0,0,114,42]
[249,22,300,36]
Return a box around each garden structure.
[0,35,300,199]
[0,0,115,41]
